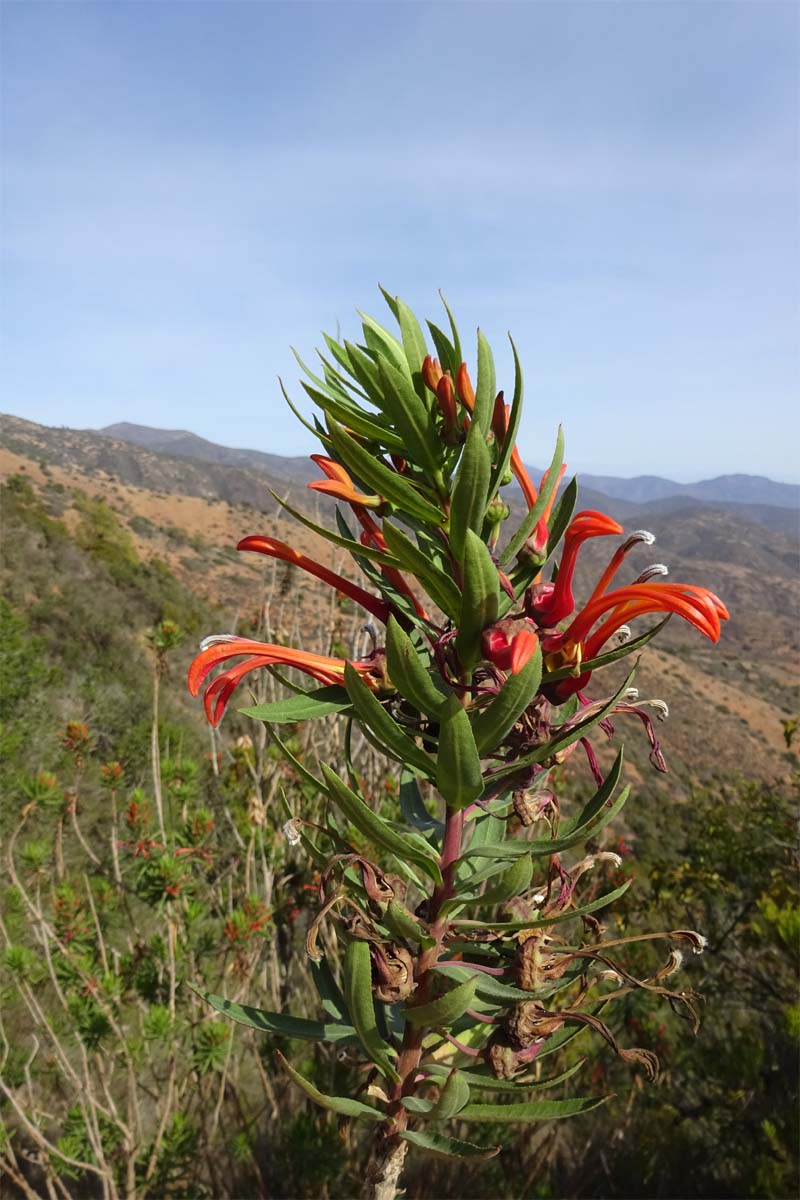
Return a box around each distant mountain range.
[100,422,799,514]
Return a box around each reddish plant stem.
[387,804,465,1114]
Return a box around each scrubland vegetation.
[1,370,797,1200]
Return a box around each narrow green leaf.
[399,773,443,835]
[382,900,429,946]
[455,530,500,669]
[458,1094,609,1123]
[436,695,484,811]
[471,647,543,756]
[310,956,350,1022]
[342,339,387,405]
[359,310,412,381]
[321,763,442,884]
[385,617,449,719]
[490,333,524,494]
[473,329,495,435]
[377,358,441,474]
[343,663,435,778]
[484,668,636,787]
[344,939,400,1081]
[394,296,430,399]
[277,1051,383,1121]
[193,987,355,1043]
[453,879,633,932]
[381,522,462,619]
[450,418,493,559]
[428,1069,471,1119]
[302,381,407,452]
[425,1058,586,1093]
[405,975,478,1027]
[475,852,533,906]
[500,426,565,566]
[240,685,352,724]
[400,1129,500,1160]
[328,420,445,526]
[545,474,578,557]
[271,490,404,569]
[439,291,463,372]
[426,320,459,379]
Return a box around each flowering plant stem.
[190,290,727,1193]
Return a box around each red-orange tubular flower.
[237,535,390,625]
[307,455,381,508]
[188,636,380,726]
[530,511,624,626]
[544,583,729,702]
[482,623,539,675]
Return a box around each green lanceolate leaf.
[240,685,352,724]
[436,695,484,811]
[485,667,636,787]
[359,310,412,381]
[450,418,493,560]
[526,752,626,856]
[344,939,400,1082]
[193,987,355,1043]
[328,420,446,527]
[399,773,443,834]
[439,292,463,373]
[302,382,408,454]
[473,329,496,436]
[424,1058,586,1093]
[455,530,500,669]
[343,663,435,779]
[381,522,462,619]
[310,956,350,1022]
[377,358,441,476]
[400,1129,500,1160]
[500,426,565,566]
[474,851,533,906]
[404,975,478,1027]
[271,491,403,569]
[545,474,578,556]
[490,333,524,494]
[277,1052,383,1121]
[395,296,430,400]
[457,1094,609,1123]
[426,320,459,380]
[428,1069,471,1119]
[471,647,543,756]
[320,764,442,884]
[453,879,633,933]
[385,616,449,719]
[382,900,431,947]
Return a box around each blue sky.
[2,0,798,481]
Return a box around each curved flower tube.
[529,511,624,626]
[544,581,728,701]
[188,636,380,726]
[237,535,390,624]
[307,455,381,507]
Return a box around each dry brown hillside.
[2,414,797,795]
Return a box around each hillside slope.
[2,414,797,793]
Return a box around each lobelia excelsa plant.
[188,291,729,1199]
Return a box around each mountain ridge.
[98,421,799,510]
